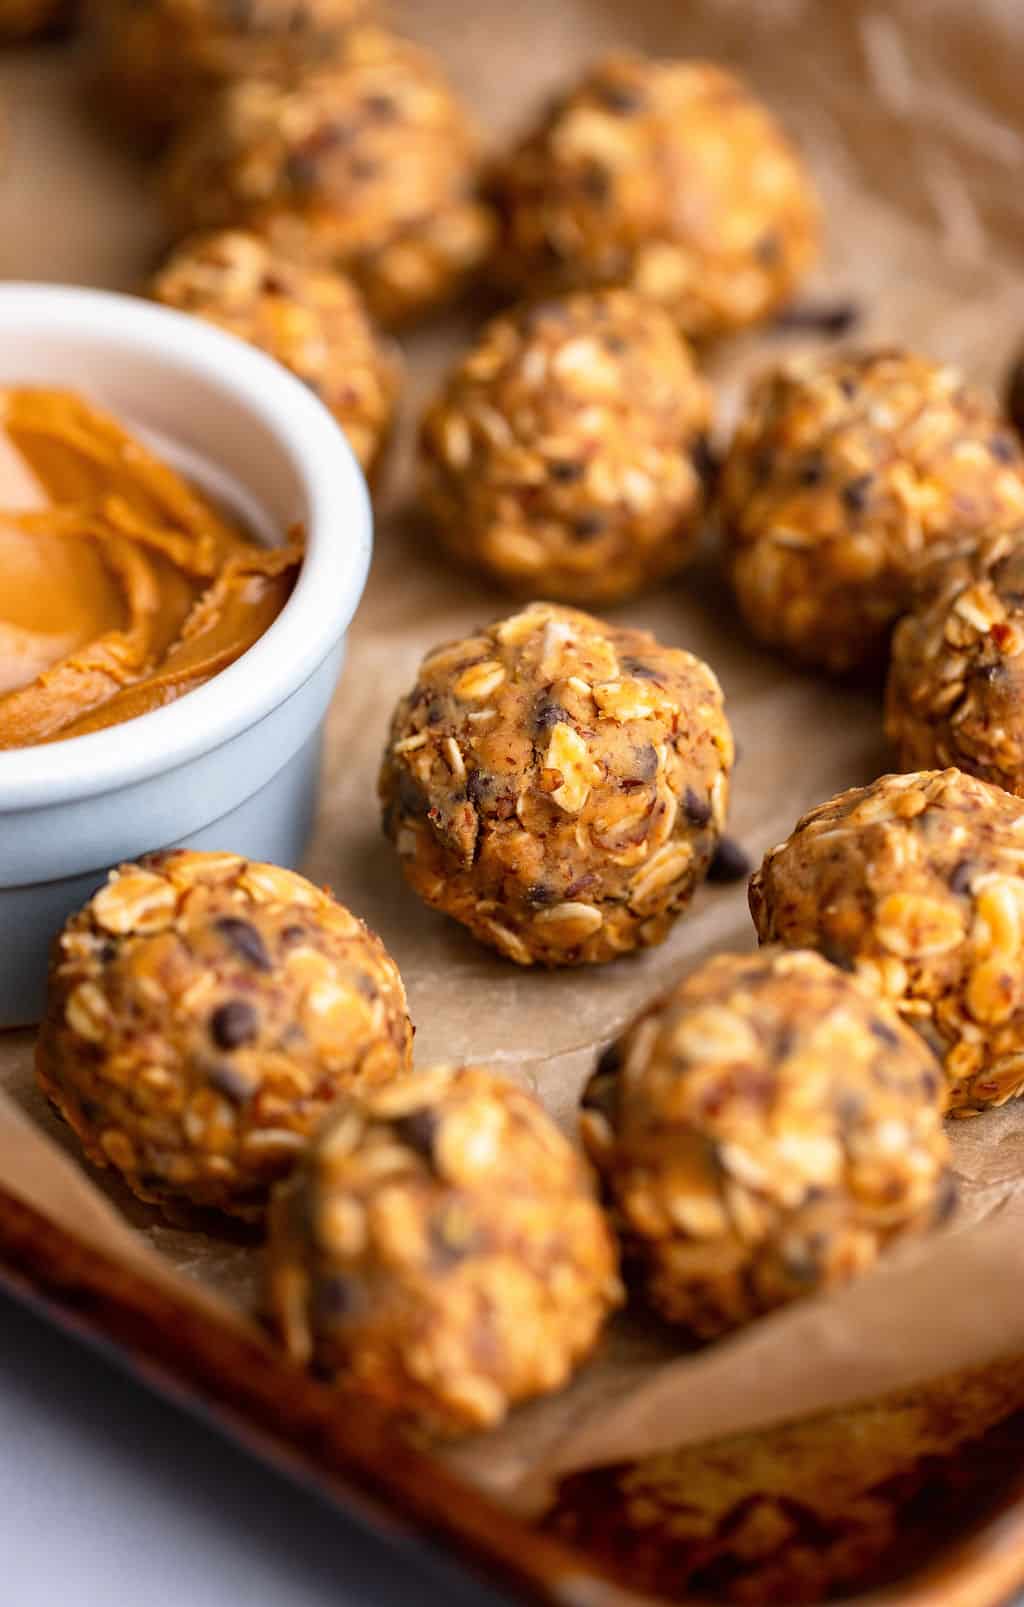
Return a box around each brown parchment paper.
[4,0,1024,1519]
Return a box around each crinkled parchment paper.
[3,0,1024,1517]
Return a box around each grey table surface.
[0,1286,509,1607]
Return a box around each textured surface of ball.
[37,850,413,1217]
[379,602,733,967]
[750,768,1024,1112]
[721,350,1024,673]
[488,55,819,340]
[886,529,1024,796]
[91,0,371,140]
[581,948,951,1338]
[268,1063,621,1433]
[419,290,713,604]
[162,27,494,326]
[151,230,400,477]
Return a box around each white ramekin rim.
[0,283,371,811]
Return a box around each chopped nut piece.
[581,948,951,1338]
[750,767,1024,1112]
[380,602,733,966]
[37,849,412,1218]
[420,290,712,604]
[488,55,818,340]
[267,1064,621,1434]
[721,350,1024,673]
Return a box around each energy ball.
[487,55,819,341]
[151,230,400,479]
[721,350,1024,674]
[419,289,713,605]
[581,948,951,1339]
[886,530,1024,795]
[91,0,371,142]
[162,27,494,327]
[750,768,1024,1113]
[379,602,733,967]
[37,850,413,1218]
[268,1063,622,1434]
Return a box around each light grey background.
[0,1289,507,1607]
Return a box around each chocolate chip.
[842,473,873,513]
[634,742,658,782]
[534,696,568,731]
[798,453,825,487]
[869,1018,901,1048]
[594,81,642,114]
[216,916,272,972]
[207,1061,255,1103]
[572,513,608,541]
[991,433,1018,463]
[549,459,583,483]
[592,1040,621,1081]
[317,1275,359,1319]
[949,859,974,895]
[394,1108,440,1161]
[363,92,397,121]
[210,999,259,1050]
[525,882,558,907]
[581,164,610,202]
[693,433,720,493]
[932,1171,958,1225]
[707,835,752,884]
[621,657,660,680]
[775,298,861,338]
[683,787,712,826]
[1006,356,1024,436]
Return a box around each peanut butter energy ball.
[151,230,399,479]
[268,1064,621,1433]
[37,851,413,1218]
[488,55,819,341]
[581,949,951,1339]
[750,768,1024,1113]
[162,27,494,327]
[92,0,371,141]
[379,602,734,967]
[886,530,1024,796]
[721,350,1024,674]
[419,290,713,605]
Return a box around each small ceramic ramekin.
[0,284,372,1027]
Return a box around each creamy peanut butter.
[0,389,302,748]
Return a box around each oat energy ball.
[91,0,371,140]
[379,603,733,967]
[581,949,951,1338]
[488,56,819,341]
[886,530,1024,796]
[721,350,1024,674]
[750,768,1024,1113]
[162,27,494,327]
[419,290,713,605]
[37,851,413,1218]
[151,231,399,478]
[268,1064,621,1433]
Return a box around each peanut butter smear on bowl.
[0,389,303,748]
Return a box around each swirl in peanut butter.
[0,389,302,748]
